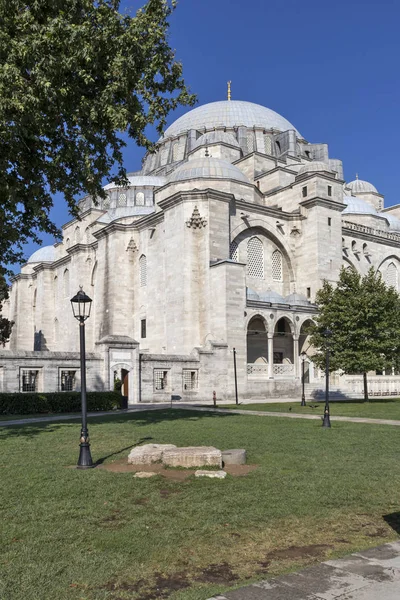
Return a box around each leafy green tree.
[0,0,195,343]
[310,267,400,401]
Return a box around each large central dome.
[162,100,301,139]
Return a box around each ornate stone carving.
[186,206,207,229]
[126,238,138,253]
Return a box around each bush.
[0,391,122,415]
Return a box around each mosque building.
[2,88,400,401]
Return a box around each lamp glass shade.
[70,289,92,321]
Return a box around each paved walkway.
[1,403,400,427]
[207,541,400,599]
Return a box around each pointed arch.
[385,262,398,289]
[271,250,283,281]
[74,226,80,243]
[91,262,98,287]
[247,237,264,278]
[63,269,69,297]
[136,191,145,206]
[139,255,147,287]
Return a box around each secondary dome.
[347,178,378,194]
[284,292,311,306]
[342,196,377,216]
[162,100,301,139]
[192,131,240,150]
[383,214,400,232]
[168,156,249,183]
[298,161,333,176]
[27,245,57,263]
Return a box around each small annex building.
[2,97,400,402]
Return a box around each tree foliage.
[0,0,195,343]
[310,267,400,399]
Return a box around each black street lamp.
[300,351,306,407]
[322,328,332,428]
[71,288,94,468]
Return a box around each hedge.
[0,391,123,415]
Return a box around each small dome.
[247,288,285,303]
[27,245,57,263]
[298,161,333,176]
[168,156,249,184]
[383,213,400,232]
[347,178,378,194]
[192,131,240,150]
[162,100,302,139]
[342,196,377,216]
[284,293,310,306]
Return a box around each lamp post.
[322,329,332,428]
[233,347,239,405]
[70,288,93,468]
[300,351,306,407]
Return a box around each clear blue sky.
[22,0,400,263]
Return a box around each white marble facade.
[2,99,400,402]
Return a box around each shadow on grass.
[383,512,400,535]
[0,408,235,440]
[94,436,153,465]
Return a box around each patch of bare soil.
[224,464,258,476]
[266,544,332,561]
[103,572,190,600]
[98,457,258,479]
[196,562,238,584]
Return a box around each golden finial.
[227,80,231,101]
[356,173,359,179]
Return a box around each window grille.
[264,135,272,155]
[246,132,254,153]
[136,191,145,206]
[118,193,127,206]
[230,241,239,262]
[21,370,38,392]
[139,255,147,287]
[183,370,198,391]
[247,237,264,278]
[386,263,398,289]
[60,370,76,392]
[103,195,110,209]
[271,250,283,281]
[160,145,169,165]
[154,369,169,391]
[173,142,184,162]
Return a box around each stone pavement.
[206,541,400,599]
[1,403,400,427]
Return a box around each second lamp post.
[71,288,94,468]
[323,328,332,428]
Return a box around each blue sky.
[21,0,400,263]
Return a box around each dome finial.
[356,173,358,180]
[227,80,231,101]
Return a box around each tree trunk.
[363,371,369,402]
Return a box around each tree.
[309,267,400,401]
[0,0,195,343]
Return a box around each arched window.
[74,226,80,243]
[65,237,70,248]
[118,192,127,206]
[246,132,254,153]
[103,195,110,209]
[53,276,58,303]
[91,262,97,287]
[276,140,281,155]
[386,262,398,289]
[272,250,283,281]
[54,318,59,341]
[173,142,181,162]
[160,145,169,166]
[32,288,37,308]
[247,237,264,279]
[63,269,69,297]
[264,135,272,155]
[230,241,239,262]
[139,255,147,287]
[85,227,90,243]
[136,192,145,206]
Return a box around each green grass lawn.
[1,409,399,600]
[221,398,400,420]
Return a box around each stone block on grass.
[221,449,247,465]
[162,446,222,468]
[195,470,227,479]
[128,444,177,465]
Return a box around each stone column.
[293,335,299,377]
[268,333,274,379]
